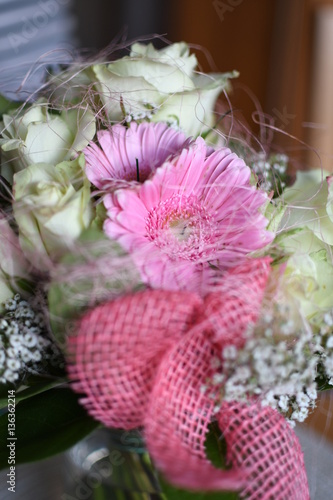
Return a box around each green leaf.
[316,375,333,391]
[0,94,22,120]
[315,362,333,391]
[0,378,65,410]
[204,421,230,470]
[0,381,16,403]
[0,387,99,468]
[159,478,239,499]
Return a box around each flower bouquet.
[0,40,332,499]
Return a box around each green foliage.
[204,421,231,471]
[315,360,333,391]
[0,387,99,468]
[316,373,333,391]
[0,378,65,410]
[160,478,239,500]
[48,227,142,345]
[0,94,22,120]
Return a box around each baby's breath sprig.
[207,302,319,426]
[0,293,64,385]
[227,138,289,197]
[250,152,289,196]
[310,309,333,388]
[123,100,158,125]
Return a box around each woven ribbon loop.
[67,257,309,498]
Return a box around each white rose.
[0,102,96,183]
[13,155,93,270]
[266,170,333,320]
[93,42,238,136]
[279,169,333,245]
[276,230,333,319]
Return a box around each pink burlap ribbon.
[67,258,309,499]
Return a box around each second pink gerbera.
[84,121,189,188]
[96,124,274,293]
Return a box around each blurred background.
[0,0,333,498]
[74,0,333,171]
[2,0,333,169]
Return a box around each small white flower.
[262,394,278,408]
[297,408,309,422]
[306,385,317,400]
[16,307,35,320]
[296,392,310,407]
[324,356,333,376]
[20,347,33,363]
[5,299,17,311]
[9,334,23,348]
[253,360,270,377]
[280,320,295,336]
[235,366,251,381]
[31,350,42,362]
[278,395,289,412]
[0,319,8,329]
[222,345,238,360]
[212,373,225,385]
[35,337,48,349]
[6,358,21,371]
[264,327,273,337]
[324,313,333,326]
[6,347,16,358]
[3,369,18,382]
[253,345,272,360]
[23,332,38,348]
[6,323,19,335]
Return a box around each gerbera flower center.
[145,194,217,261]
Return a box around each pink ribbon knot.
[67,257,309,499]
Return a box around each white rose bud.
[0,214,30,309]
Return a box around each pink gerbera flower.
[84,121,189,189]
[102,133,274,293]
